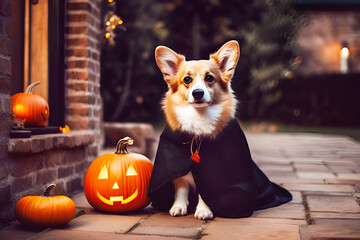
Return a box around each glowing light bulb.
[106,21,111,26]
[105,32,110,39]
[118,19,123,25]
[111,25,116,29]
[340,47,349,57]
[340,47,349,74]
[110,17,115,22]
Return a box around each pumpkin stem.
[115,137,134,154]
[42,184,56,197]
[25,81,40,94]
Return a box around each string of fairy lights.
[104,0,126,45]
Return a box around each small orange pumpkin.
[15,184,76,228]
[84,137,153,213]
[11,81,50,127]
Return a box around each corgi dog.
[154,40,240,219]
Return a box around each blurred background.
[100,0,360,137]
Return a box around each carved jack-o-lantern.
[84,137,153,213]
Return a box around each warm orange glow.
[118,19,123,25]
[96,189,138,206]
[59,125,70,133]
[340,47,349,57]
[98,165,109,179]
[126,165,138,176]
[112,182,120,189]
[108,0,114,2]
[105,32,110,39]
[13,104,26,115]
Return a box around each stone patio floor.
[1,132,360,240]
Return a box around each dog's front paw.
[169,201,188,216]
[194,206,214,220]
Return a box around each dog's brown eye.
[183,76,192,84]
[205,75,214,82]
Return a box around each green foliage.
[101,0,304,122]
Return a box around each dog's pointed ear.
[210,40,240,82]
[155,46,185,92]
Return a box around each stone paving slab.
[307,195,360,213]
[1,132,360,239]
[305,223,360,240]
[33,229,188,240]
[64,211,148,234]
[130,212,205,238]
[202,218,301,240]
[282,183,355,193]
[310,212,360,219]
[252,203,305,220]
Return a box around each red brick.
[67,2,91,12]
[66,26,88,35]
[66,37,88,47]
[11,153,44,177]
[67,118,89,130]
[44,150,67,167]
[88,94,96,104]
[58,165,75,178]
[66,80,89,91]
[88,144,98,156]
[67,94,89,104]
[0,38,11,55]
[66,177,82,192]
[75,161,88,173]
[65,147,87,162]
[91,51,99,61]
[93,85,100,94]
[67,59,89,69]
[0,78,10,94]
[36,169,57,185]
[0,57,11,75]
[66,106,90,117]
[11,175,34,193]
[66,48,89,57]
[52,181,65,195]
[67,14,88,23]
[67,70,89,80]
[0,185,11,206]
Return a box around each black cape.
[147,118,292,218]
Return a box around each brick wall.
[0,0,103,225]
[65,0,102,158]
[297,10,360,75]
[0,0,13,223]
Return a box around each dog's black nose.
[192,89,204,100]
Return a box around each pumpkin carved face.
[84,137,153,213]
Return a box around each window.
[11,0,65,126]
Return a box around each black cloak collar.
[148,118,292,218]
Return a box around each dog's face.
[155,41,240,108]
[155,41,240,136]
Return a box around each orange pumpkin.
[15,184,76,228]
[84,137,153,213]
[12,81,50,127]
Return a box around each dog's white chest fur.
[174,104,223,135]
